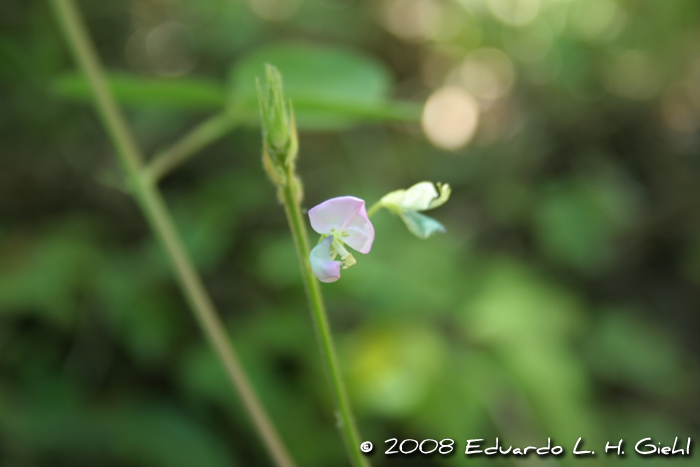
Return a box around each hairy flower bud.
[257,64,298,178]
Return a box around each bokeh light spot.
[460,48,516,101]
[502,19,553,63]
[487,0,541,27]
[570,0,626,43]
[247,0,303,22]
[661,82,700,133]
[603,50,662,100]
[145,22,197,77]
[422,86,480,150]
[380,0,443,43]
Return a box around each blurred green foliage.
[2,0,700,466]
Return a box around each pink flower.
[308,196,374,283]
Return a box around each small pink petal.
[308,196,374,253]
[309,196,365,235]
[340,206,374,254]
[309,237,341,283]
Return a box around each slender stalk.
[279,173,370,467]
[146,111,239,182]
[50,2,296,467]
[137,182,296,467]
[366,201,382,218]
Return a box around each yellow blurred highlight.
[422,86,480,150]
[145,22,197,77]
[247,0,303,21]
[603,50,662,100]
[380,0,444,42]
[487,0,541,27]
[344,326,444,417]
[460,48,516,101]
[570,0,626,43]
[661,82,700,133]
[502,19,553,63]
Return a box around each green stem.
[50,2,296,467]
[137,182,297,467]
[366,201,382,218]
[279,176,370,467]
[146,111,239,183]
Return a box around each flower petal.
[310,236,342,283]
[340,203,374,254]
[380,182,450,212]
[378,189,408,213]
[401,182,439,211]
[427,183,451,210]
[309,196,366,234]
[399,211,446,239]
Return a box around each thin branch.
[146,111,239,182]
[50,2,296,466]
[366,201,382,217]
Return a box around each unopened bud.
[257,64,297,170]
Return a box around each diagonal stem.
[279,177,370,467]
[366,201,382,218]
[50,1,296,466]
[146,111,239,183]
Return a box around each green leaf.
[461,259,597,442]
[343,325,445,417]
[587,308,682,396]
[51,72,226,109]
[228,43,421,129]
[533,176,640,272]
[50,45,421,128]
[0,221,102,329]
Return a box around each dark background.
[1,0,700,466]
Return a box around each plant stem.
[279,175,370,467]
[137,183,297,467]
[366,201,382,218]
[146,111,239,182]
[50,2,296,467]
